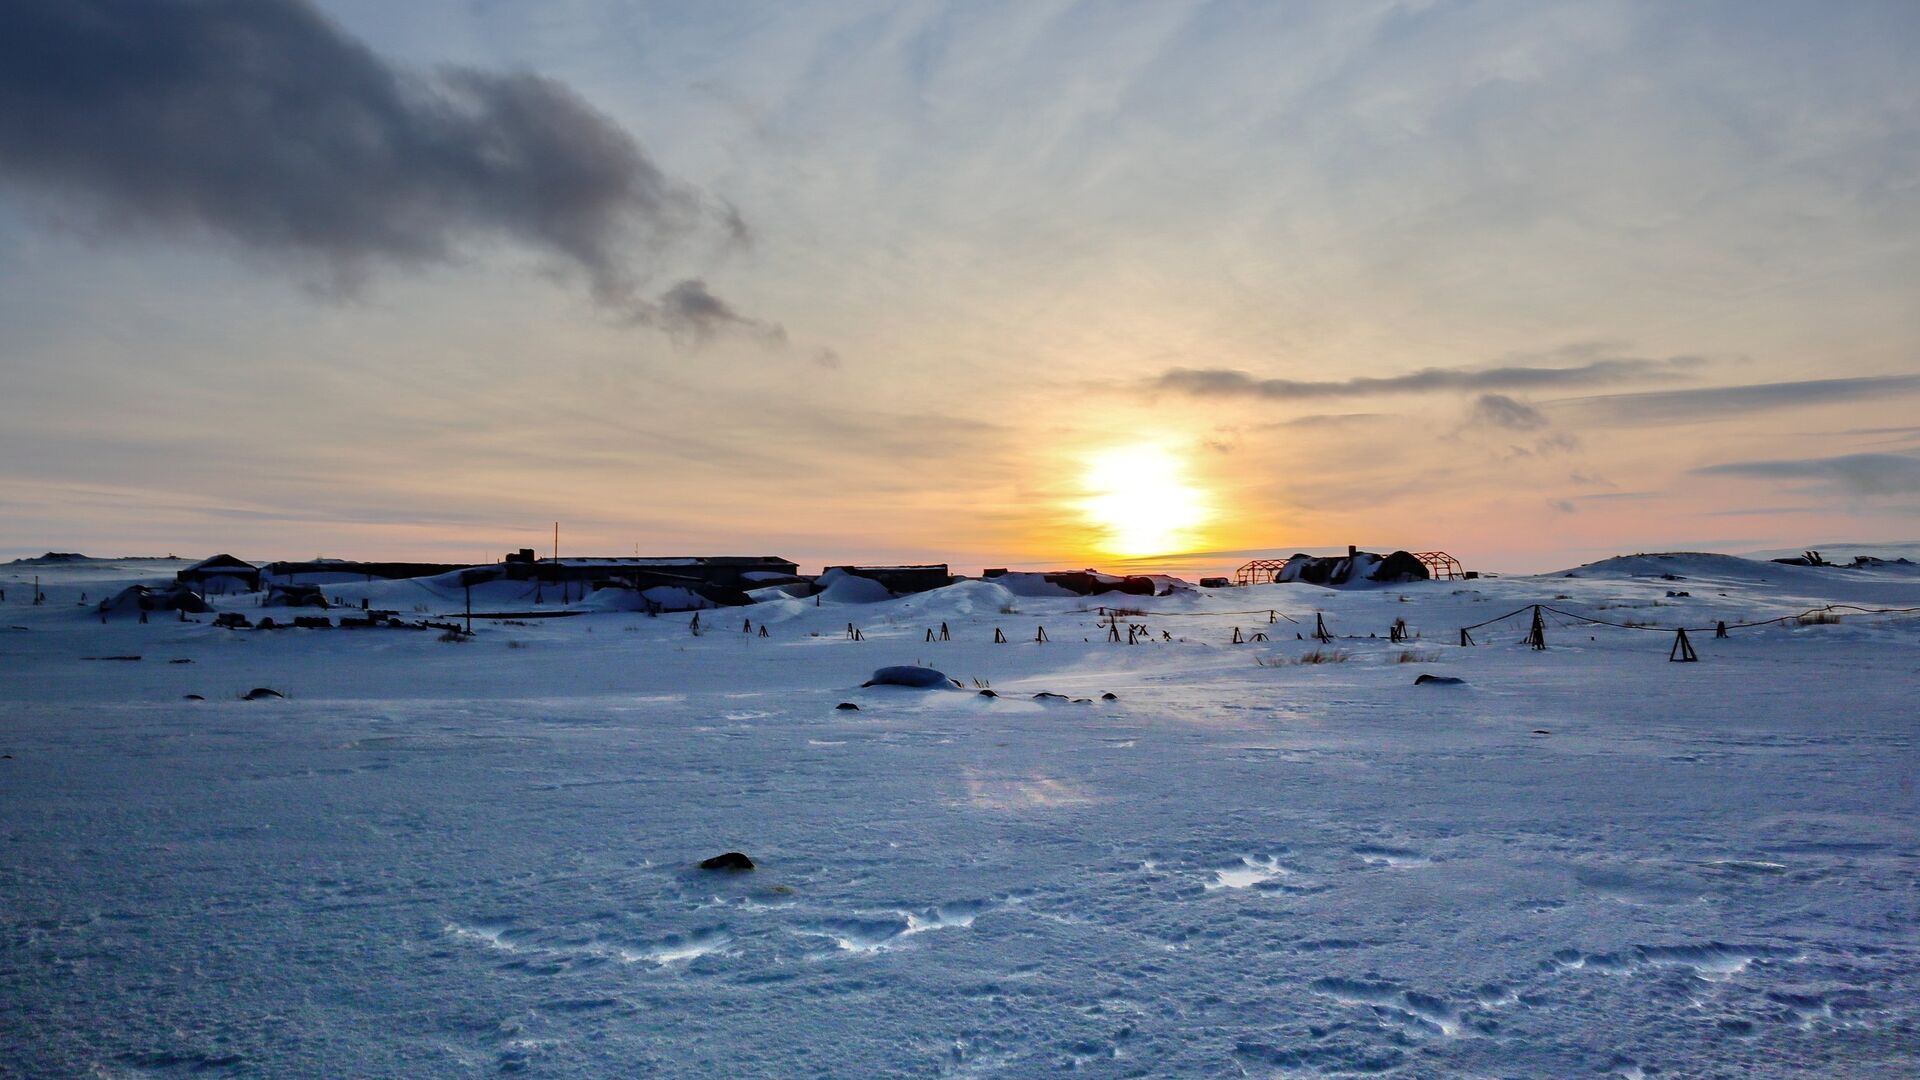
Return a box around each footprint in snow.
[798,898,996,953]
[1308,975,1464,1037]
[1545,941,1797,981]
[1353,844,1431,867]
[618,927,732,965]
[1206,856,1290,890]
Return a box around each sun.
[1079,444,1210,558]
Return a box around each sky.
[2,0,1917,575]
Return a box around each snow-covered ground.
[3,554,1917,1077]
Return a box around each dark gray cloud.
[1693,452,1920,496]
[1551,375,1920,425]
[1151,354,1700,400]
[650,279,785,345]
[0,0,763,333]
[1466,393,1548,431]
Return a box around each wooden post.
[1035,626,1049,643]
[1715,621,1728,639]
[1313,613,1332,644]
[1525,605,1547,650]
[464,581,472,635]
[994,628,1007,644]
[1670,627,1698,662]
[1459,628,1474,646]
[1232,626,1244,644]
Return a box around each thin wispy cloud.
[1695,452,1920,497]
[1150,354,1702,401]
[1550,375,1920,425]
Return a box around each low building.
[176,554,261,594]
[499,553,801,592]
[265,583,330,608]
[821,565,953,595]
[264,559,469,583]
[98,583,213,616]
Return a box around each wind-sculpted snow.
[1,556,1918,1075]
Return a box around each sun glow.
[1079,444,1210,558]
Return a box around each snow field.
[2,554,1917,1076]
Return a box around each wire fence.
[1459,601,1920,636]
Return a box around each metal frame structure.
[1233,558,1291,586]
[1413,551,1465,579]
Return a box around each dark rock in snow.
[699,852,755,871]
[169,658,193,664]
[242,687,284,700]
[1532,729,1551,735]
[1413,674,1465,686]
[977,689,998,698]
[1101,692,1119,701]
[1032,692,1070,702]
[862,665,956,689]
[835,702,860,711]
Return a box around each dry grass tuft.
[1296,648,1351,665]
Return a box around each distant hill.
[5,553,188,566]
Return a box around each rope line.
[1461,602,1920,636]
[1081,606,1301,623]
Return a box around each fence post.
[994,628,1007,644]
[1670,627,1698,662]
[1459,628,1474,646]
[1525,606,1547,650]
[1715,621,1728,639]
[1313,613,1332,644]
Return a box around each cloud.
[1500,432,1581,459]
[1693,452,1920,496]
[0,0,762,333]
[650,279,786,345]
[1150,354,1700,400]
[1256,412,1391,429]
[1552,375,1920,425]
[1466,393,1548,431]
